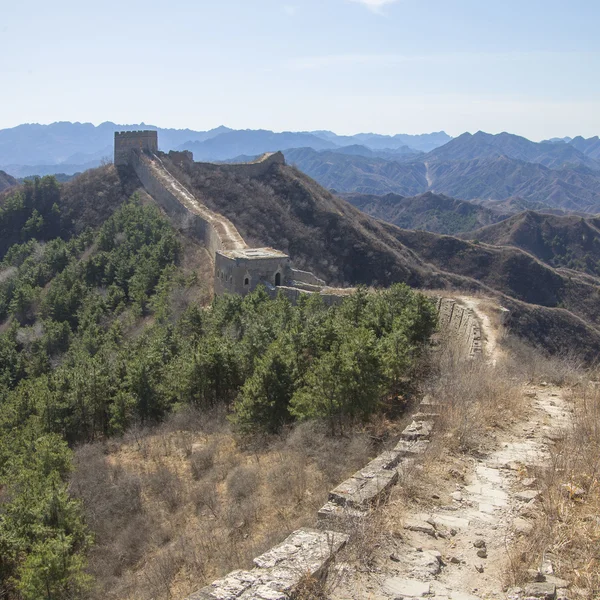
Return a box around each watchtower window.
[275,272,281,286]
[244,277,249,286]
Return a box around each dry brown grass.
[500,333,586,387]
[70,409,377,600]
[427,346,525,456]
[508,379,600,598]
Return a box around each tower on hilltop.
[114,130,158,165]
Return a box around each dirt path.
[328,384,573,600]
[327,300,573,600]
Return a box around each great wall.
[116,130,343,303]
[114,131,491,599]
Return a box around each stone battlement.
[114,130,158,166]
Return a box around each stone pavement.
[327,384,573,600]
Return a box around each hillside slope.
[0,169,17,191]
[158,152,600,360]
[343,191,507,235]
[464,211,600,277]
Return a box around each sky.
[1,0,599,140]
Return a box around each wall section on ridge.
[434,297,482,358]
[129,150,247,259]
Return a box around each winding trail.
[327,298,574,600]
[145,153,248,251]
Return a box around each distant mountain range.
[426,131,599,169]
[285,132,600,214]
[0,121,449,176]
[3,122,600,214]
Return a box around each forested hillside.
[0,171,437,598]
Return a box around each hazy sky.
[1,0,599,139]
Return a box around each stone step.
[420,394,439,407]
[411,412,440,421]
[400,420,435,441]
[329,468,398,508]
[394,439,430,456]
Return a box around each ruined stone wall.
[114,131,158,166]
[288,268,326,287]
[186,395,441,600]
[268,285,346,306]
[130,151,247,259]
[434,297,482,358]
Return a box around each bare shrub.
[226,464,260,501]
[190,443,217,479]
[141,544,185,600]
[428,348,523,455]
[285,421,373,487]
[163,405,226,434]
[70,443,152,589]
[291,573,328,599]
[266,453,308,503]
[146,464,186,512]
[501,334,585,386]
[171,430,195,457]
[334,507,391,570]
[122,423,152,457]
[192,478,220,518]
[223,495,260,532]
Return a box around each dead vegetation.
[427,344,525,457]
[508,378,600,598]
[70,407,378,600]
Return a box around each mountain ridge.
[154,150,600,359]
[0,121,448,174]
[342,190,508,235]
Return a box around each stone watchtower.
[114,130,158,166]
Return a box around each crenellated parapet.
[114,130,158,165]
